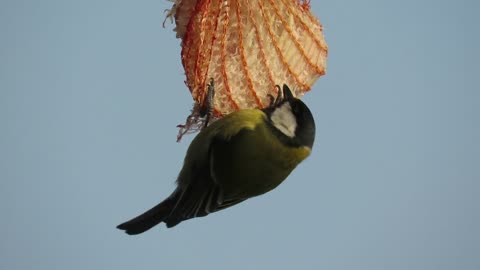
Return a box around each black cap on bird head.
[263,84,316,149]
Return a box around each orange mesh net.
[166,0,328,137]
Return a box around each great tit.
[117,84,315,234]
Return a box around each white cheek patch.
[270,103,297,138]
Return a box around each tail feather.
[117,191,179,235]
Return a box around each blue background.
[1,0,479,269]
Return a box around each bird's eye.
[291,103,300,114]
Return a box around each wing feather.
[165,118,261,227]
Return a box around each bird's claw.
[203,78,215,128]
[267,85,283,108]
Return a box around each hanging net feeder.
[165,0,328,140]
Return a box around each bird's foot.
[202,78,215,128]
[267,85,283,108]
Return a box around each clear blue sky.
[1,1,479,269]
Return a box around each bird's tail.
[116,190,180,235]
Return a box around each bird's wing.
[165,110,265,227]
[164,123,260,227]
[164,169,245,227]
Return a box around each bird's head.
[263,85,316,149]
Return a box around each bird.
[117,84,315,235]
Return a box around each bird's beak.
[282,84,295,101]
